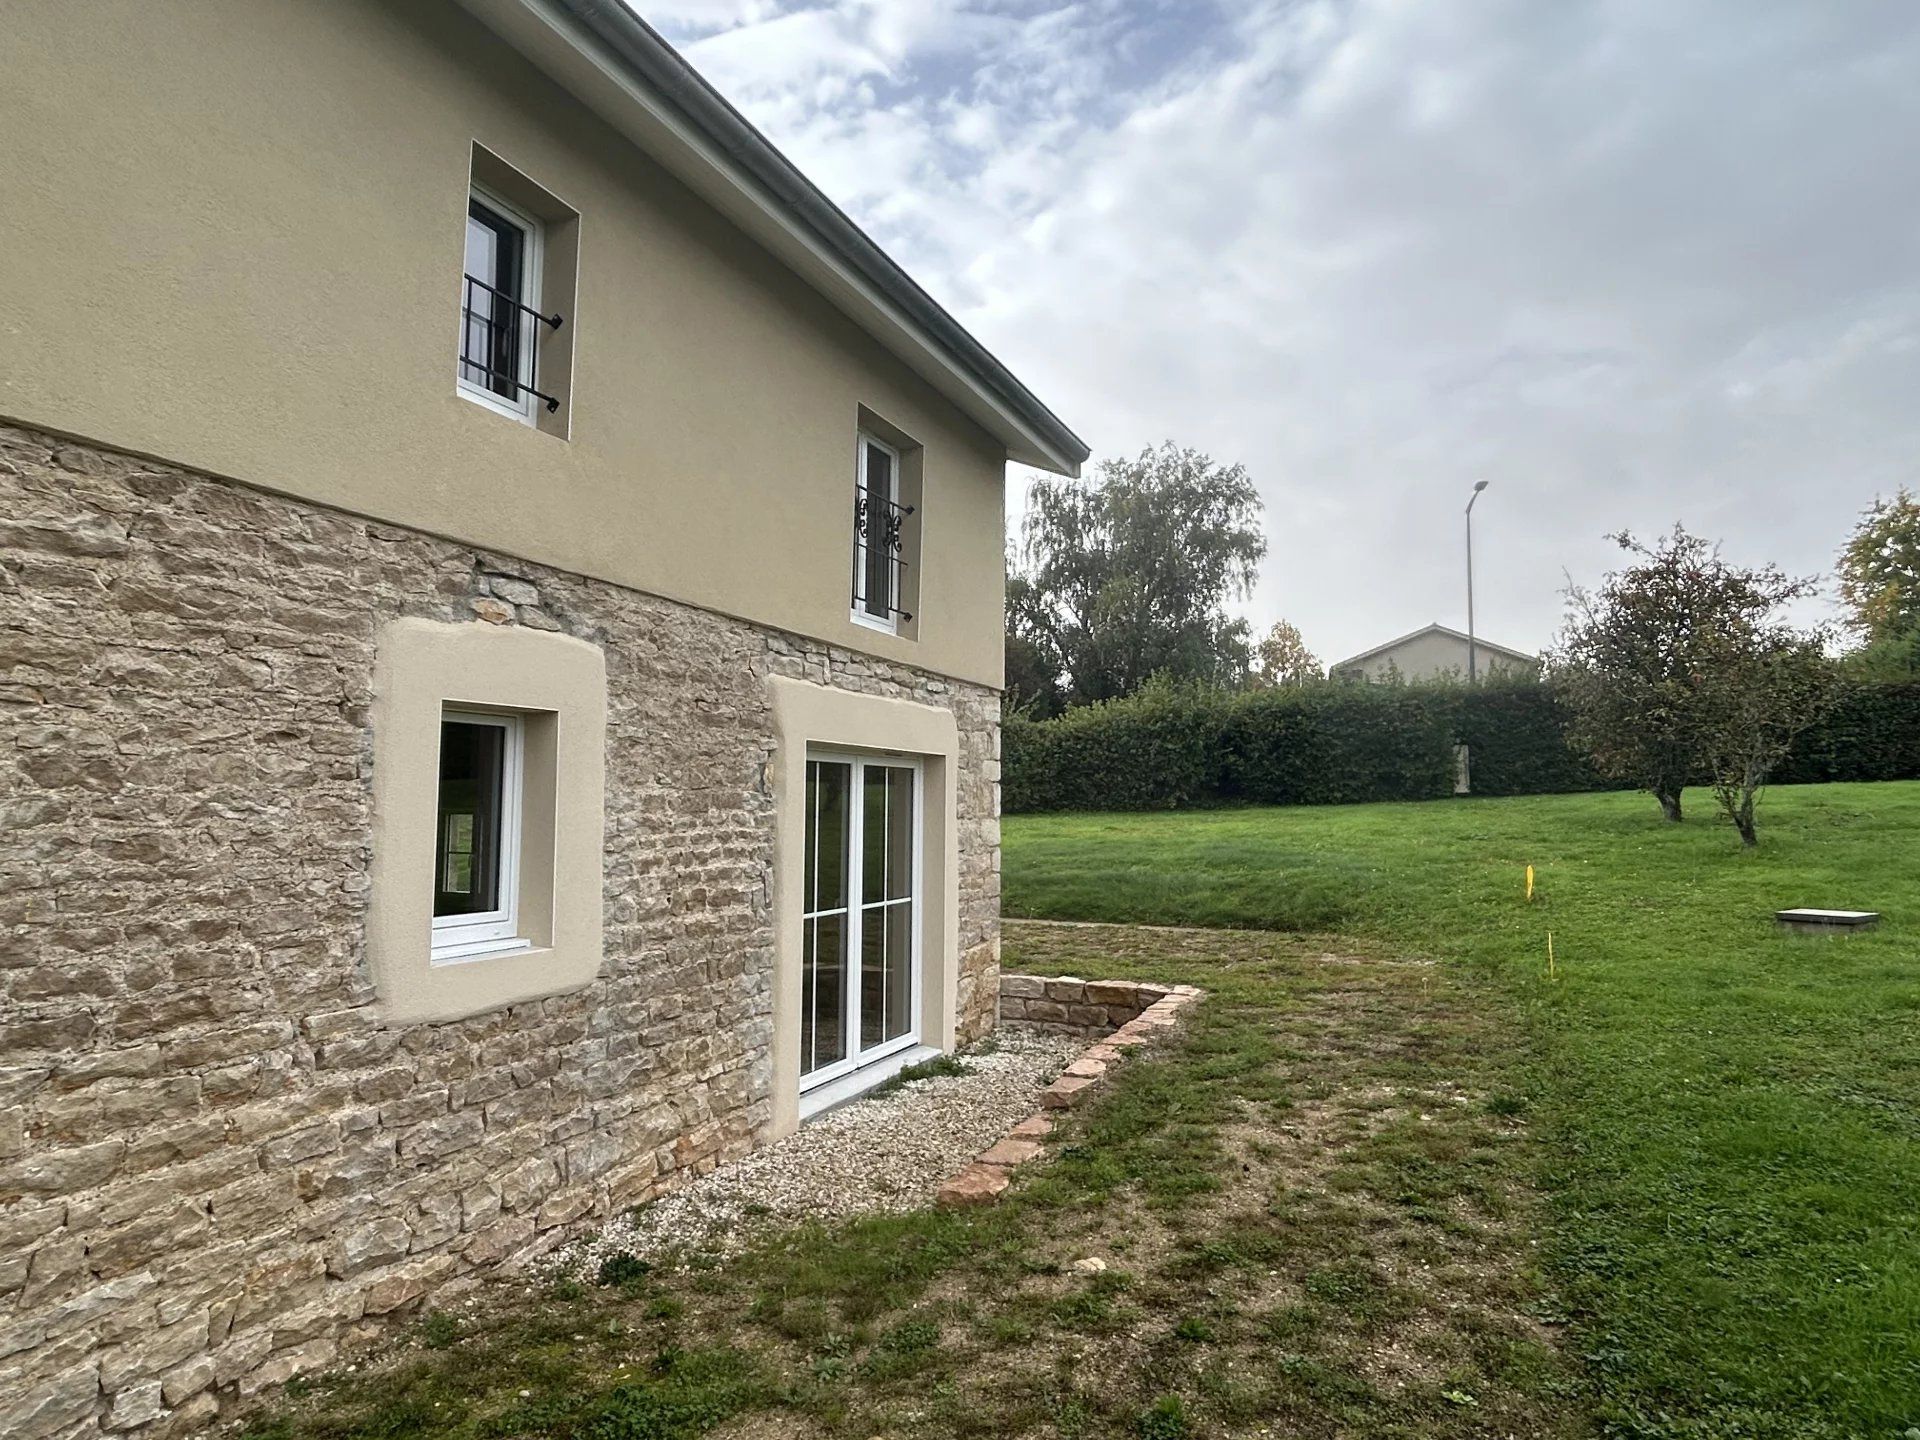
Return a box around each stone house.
[0,3,1086,1435]
[1330,623,1539,684]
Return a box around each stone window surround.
[765,674,959,1137]
[366,617,607,1024]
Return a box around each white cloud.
[643,0,1920,662]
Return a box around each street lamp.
[1466,480,1489,682]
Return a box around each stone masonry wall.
[0,422,1001,1438]
[998,974,1178,1039]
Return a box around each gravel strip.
[549,1029,1082,1278]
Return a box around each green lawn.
[1005,783,1920,1437]
[245,919,1575,1440]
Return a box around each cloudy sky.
[648,0,1920,665]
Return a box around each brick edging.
[936,982,1203,1207]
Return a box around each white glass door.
[801,753,920,1089]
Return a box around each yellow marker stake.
[1526,865,1535,902]
[1547,931,1557,980]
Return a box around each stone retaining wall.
[0,423,1001,1438]
[997,974,1177,1039]
[941,978,1202,1206]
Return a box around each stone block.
[261,1121,342,1168]
[362,1254,456,1315]
[2,1361,100,1440]
[978,1137,1043,1168]
[159,1391,220,1439]
[462,1214,535,1267]
[936,1163,1010,1207]
[87,1197,210,1277]
[209,1172,300,1232]
[398,1110,483,1161]
[999,975,1047,1000]
[327,1218,411,1279]
[237,1337,336,1398]
[536,1186,594,1229]
[1007,1113,1053,1140]
[105,1379,164,1431]
[1040,1076,1099,1110]
[100,1309,207,1391]
[161,1354,217,1406]
[0,1138,125,1194]
[498,1156,560,1214]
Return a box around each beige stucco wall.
[1337,631,1536,683]
[0,0,1010,688]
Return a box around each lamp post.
[1466,480,1489,682]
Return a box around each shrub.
[1003,680,1228,813]
[1001,675,1920,814]
[1221,686,1453,805]
[1136,1393,1191,1440]
[1772,678,1920,783]
[1450,676,1609,797]
[597,1251,652,1287]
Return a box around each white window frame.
[430,708,530,963]
[798,751,924,1093]
[850,433,904,635]
[456,182,545,427]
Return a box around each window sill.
[848,610,903,637]
[431,936,538,966]
[798,1042,940,1122]
[456,380,540,428]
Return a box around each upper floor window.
[852,433,914,631]
[459,185,563,422]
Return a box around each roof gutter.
[456,0,1089,477]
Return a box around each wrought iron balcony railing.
[853,486,914,623]
[460,273,564,413]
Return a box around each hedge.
[1446,679,1609,797]
[1001,684,1227,813]
[1220,686,1456,805]
[1773,679,1920,784]
[1002,676,1920,813]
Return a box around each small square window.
[431,708,529,961]
[458,184,562,423]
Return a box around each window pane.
[465,214,499,290]
[857,900,915,1049]
[860,905,884,1050]
[808,760,850,915]
[807,912,848,1074]
[435,720,505,917]
[463,200,525,400]
[862,765,913,903]
[883,901,913,1042]
[860,443,896,619]
[865,443,893,502]
[801,917,815,1074]
[884,767,913,900]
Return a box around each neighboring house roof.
[1332,623,1539,672]
[455,0,1089,477]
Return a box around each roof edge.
[1332,622,1539,671]
[458,0,1089,476]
